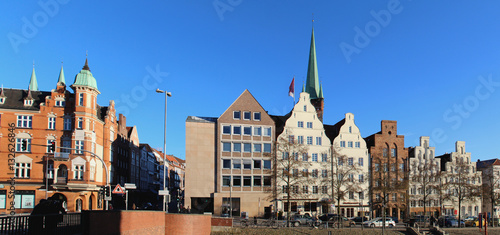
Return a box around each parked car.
[321,214,355,227]
[350,216,370,224]
[391,217,399,223]
[444,218,465,227]
[465,218,486,227]
[363,217,396,228]
[291,214,315,227]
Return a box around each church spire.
[28,66,39,91]
[57,63,66,86]
[305,27,320,99]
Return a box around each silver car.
[363,217,396,228]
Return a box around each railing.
[0,213,81,235]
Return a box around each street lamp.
[156,88,172,212]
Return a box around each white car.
[363,217,396,228]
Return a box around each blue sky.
[2,1,500,161]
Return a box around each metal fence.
[0,213,82,235]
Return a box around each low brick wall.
[165,214,211,235]
[211,217,232,226]
[83,210,165,235]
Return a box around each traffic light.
[105,186,111,197]
[50,142,56,152]
[21,140,28,151]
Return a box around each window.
[253,160,261,169]
[307,122,313,128]
[359,158,364,166]
[233,111,240,119]
[374,163,380,171]
[15,163,31,178]
[243,143,251,152]
[233,126,241,135]
[391,148,397,157]
[383,148,388,157]
[243,127,252,135]
[17,115,32,128]
[77,117,83,129]
[348,141,353,148]
[349,192,354,199]
[359,174,364,183]
[223,159,231,169]
[64,118,72,130]
[303,154,308,161]
[392,193,397,202]
[253,176,261,186]
[303,105,307,111]
[74,164,84,180]
[263,160,271,169]
[263,143,271,153]
[62,140,71,153]
[340,141,346,147]
[16,138,31,152]
[289,135,295,143]
[312,169,318,178]
[243,176,251,187]
[253,112,261,121]
[223,176,231,186]
[222,125,231,134]
[264,127,272,137]
[316,137,322,145]
[313,186,318,194]
[24,99,33,106]
[307,136,313,145]
[355,142,360,148]
[348,174,354,182]
[47,161,54,179]
[55,100,65,107]
[233,159,241,169]
[254,127,262,136]
[348,158,353,165]
[253,144,262,152]
[48,117,56,129]
[233,143,241,152]
[263,176,271,186]
[75,141,84,154]
[233,176,241,187]
[243,111,251,120]
[359,192,364,200]
[399,163,404,171]
[303,186,308,193]
[297,136,304,144]
[391,164,396,172]
[79,93,84,106]
[243,159,251,169]
[298,121,304,128]
[222,142,231,152]
[312,153,318,162]
[321,170,328,178]
[322,186,328,194]
[322,154,327,162]
[47,140,55,153]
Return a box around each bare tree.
[443,159,481,224]
[322,146,362,227]
[482,168,500,227]
[409,160,441,225]
[270,134,311,226]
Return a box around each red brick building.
[0,59,117,214]
[364,120,409,220]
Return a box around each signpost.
[124,183,136,210]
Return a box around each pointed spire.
[0,84,5,97]
[82,58,90,71]
[302,82,305,92]
[28,66,39,91]
[305,27,320,99]
[57,63,66,86]
[26,89,33,99]
[318,83,324,98]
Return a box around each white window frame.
[253,112,261,121]
[75,140,84,154]
[15,162,31,178]
[48,117,56,130]
[16,138,31,152]
[233,111,241,120]
[79,93,84,106]
[243,111,251,120]
[73,164,84,180]
[17,115,32,128]
[77,117,83,129]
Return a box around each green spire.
[71,58,99,93]
[57,64,66,86]
[29,66,39,91]
[305,27,320,99]
[318,83,323,98]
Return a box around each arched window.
[76,198,82,212]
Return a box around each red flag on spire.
[289,77,295,98]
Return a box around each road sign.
[112,184,125,194]
[124,183,136,190]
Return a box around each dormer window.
[0,97,5,104]
[24,99,33,106]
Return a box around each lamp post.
[156,88,172,212]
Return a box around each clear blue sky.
[2,1,500,161]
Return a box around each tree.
[322,146,362,227]
[270,134,312,226]
[443,158,481,224]
[482,167,500,227]
[409,160,441,226]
